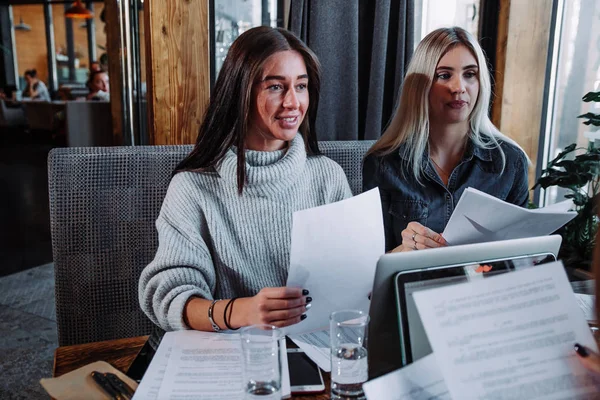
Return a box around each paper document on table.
[413,261,600,399]
[288,329,331,372]
[442,187,576,245]
[575,293,596,322]
[132,333,175,400]
[285,188,385,335]
[150,331,290,400]
[363,353,450,400]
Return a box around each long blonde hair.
[367,27,521,182]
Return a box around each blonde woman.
[363,27,529,253]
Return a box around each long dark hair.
[24,69,39,91]
[174,26,322,194]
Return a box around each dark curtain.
[289,0,414,141]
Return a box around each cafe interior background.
[0,0,598,397]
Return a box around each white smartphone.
[286,348,325,394]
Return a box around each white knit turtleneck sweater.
[139,135,352,331]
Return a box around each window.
[213,0,281,80]
[540,0,600,205]
[414,0,479,44]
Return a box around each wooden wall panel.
[144,0,210,145]
[497,0,553,194]
[490,0,510,128]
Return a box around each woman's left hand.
[390,221,447,253]
[575,343,600,376]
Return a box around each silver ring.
[412,232,417,242]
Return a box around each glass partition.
[212,0,282,82]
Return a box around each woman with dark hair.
[139,26,351,332]
[22,69,50,101]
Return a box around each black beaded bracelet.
[223,297,239,330]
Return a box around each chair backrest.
[23,101,57,131]
[49,140,375,345]
[0,99,26,128]
[65,101,113,146]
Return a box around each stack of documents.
[363,261,600,399]
[443,187,577,245]
[132,331,290,400]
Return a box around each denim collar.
[465,140,494,162]
[397,137,494,164]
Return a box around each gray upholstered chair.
[0,99,26,128]
[48,140,375,345]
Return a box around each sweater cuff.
[167,289,207,331]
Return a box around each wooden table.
[54,336,331,399]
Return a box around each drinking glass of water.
[330,310,369,400]
[241,324,283,399]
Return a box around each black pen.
[104,372,135,398]
[90,371,120,399]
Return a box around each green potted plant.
[533,91,600,271]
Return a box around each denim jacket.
[363,140,529,252]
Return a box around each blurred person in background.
[86,70,110,101]
[22,69,50,101]
[89,61,102,73]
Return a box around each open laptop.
[367,235,562,379]
[394,253,556,366]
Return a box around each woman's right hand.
[234,287,310,328]
[390,221,447,253]
[575,343,600,377]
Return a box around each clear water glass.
[241,324,283,399]
[330,310,369,400]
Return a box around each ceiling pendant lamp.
[65,0,94,19]
[14,16,31,31]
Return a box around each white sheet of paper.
[288,330,331,372]
[413,261,600,399]
[363,354,450,400]
[532,199,574,213]
[575,293,596,322]
[442,187,576,245]
[151,331,290,400]
[132,333,175,400]
[285,188,384,335]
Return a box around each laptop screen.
[395,254,556,364]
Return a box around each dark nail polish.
[575,343,589,357]
[306,296,312,303]
[301,314,307,320]
[302,289,309,295]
